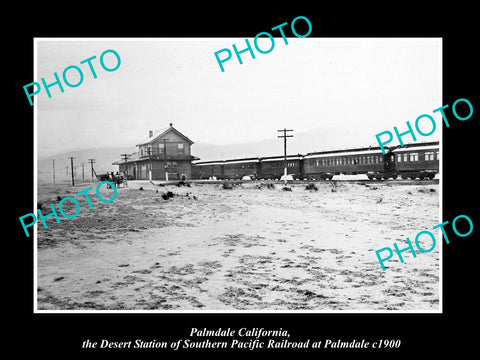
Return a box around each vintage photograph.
[34,38,442,311]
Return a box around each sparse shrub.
[330,181,338,192]
[222,183,233,189]
[282,186,292,191]
[139,187,144,191]
[418,188,436,194]
[176,180,190,187]
[257,183,275,190]
[305,183,318,191]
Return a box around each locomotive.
[191,141,439,180]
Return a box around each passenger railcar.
[392,142,439,179]
[223,158,259,179]
[192,160,224,179]
[258,155,304,180]
[190,141,439,181]
[304,147,387,180]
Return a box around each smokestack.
[149,130,153,138]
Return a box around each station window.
[409,153,418,162]
[167,161,178,172]
[178,143,184,154]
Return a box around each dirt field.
[36,179,440,311]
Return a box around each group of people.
[107,171,127,188]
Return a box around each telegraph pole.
[147,146,152,181]
[68,157,75,186]
[121,153,129,187]
[81,163,85,183]
[52,159,55,184]
[163,137,171,183]
[88,159,96,181]
[277,128,294,185]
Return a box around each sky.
[35,38,441,159]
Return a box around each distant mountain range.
[38,127,435,183]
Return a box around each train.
[191,141,439,181]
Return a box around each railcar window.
[397,154,402,163]
[436,151,440,160]
[403,154,408,162]
[409,153,418,162]
[425,151,434,161]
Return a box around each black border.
[10,4,478,356]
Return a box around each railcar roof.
[191,141,440,165]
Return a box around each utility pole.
[68,157,75,186]
[277,128,294,185]
[147,146,152,181]
[88,159,96,181]
[81,163,85,183]
[163,137,171,183]
[121,153,129,187]
[52,159,55,184]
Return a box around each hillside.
[37,126,424,183]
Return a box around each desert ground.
[36,179,440,311]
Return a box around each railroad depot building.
[112,124,197,180]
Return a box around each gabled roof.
[136,126,194,146]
